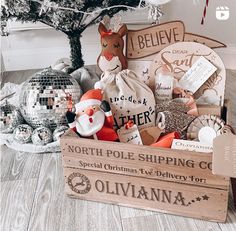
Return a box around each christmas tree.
[1,0,141,72]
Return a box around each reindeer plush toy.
[95,22,156,130]
[97,22,128,74]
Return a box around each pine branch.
[84,12,104,30]
[38,18,54,29]
[1,0,142,71]
[80,13,89,25]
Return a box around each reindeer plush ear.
[98,23,108,35]
[117,24,128,37]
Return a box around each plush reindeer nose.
[103,52,113,61]
[86,108,94,116]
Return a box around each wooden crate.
[61,129,230,222]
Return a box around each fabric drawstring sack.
[95,69,156,130]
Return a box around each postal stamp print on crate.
[61,130,229,222]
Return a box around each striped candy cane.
[201,0,209,25]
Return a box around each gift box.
[60,101,233,222]
[58,18,236,222]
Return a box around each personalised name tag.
[213,134,236,177]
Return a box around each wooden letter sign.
[126,21,226,59]
[127,21,185,59]
[184,33,226,49]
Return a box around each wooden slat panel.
[121,214,223,231]
[64,168,228,222]
[0,145,43,181]
[28,153,72,231]
[0,179,37,231]
[219,191,236,230]
[28,153,123,231]
[61,137,229,190]
[75,200,123,231]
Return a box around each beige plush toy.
[97,22,128,74]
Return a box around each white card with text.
[171,139,213,153]
[179,56,217,94]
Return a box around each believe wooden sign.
[126,21,226,59]
[127,21,185,59]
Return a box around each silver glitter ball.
[13,124,33,144]
[19,68,82,130]
[0,103,24,133]
[53,125,69,141]
[32,126,53,145]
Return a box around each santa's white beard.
[75,111,105,137]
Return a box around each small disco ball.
[13,124,33,144]
[19,67,82,130]
[53,125,69,141]
[31,126,53,145]
[0,103,24,133]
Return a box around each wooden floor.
[1,69,236,231]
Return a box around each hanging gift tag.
[178,56,217,94]
[117,121,143,145]
[212,134,236,177]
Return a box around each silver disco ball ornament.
[13,124,33,144]
[0,102,24,133]
[53,125,69,141]
[19,68,82,130]
[32,126,53,145]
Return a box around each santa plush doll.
[66,89,118,141]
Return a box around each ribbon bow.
[101,30,113,37]
[125,121,134,129]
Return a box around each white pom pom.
[94,81,104,90]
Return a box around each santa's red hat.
[75,89,103,112]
